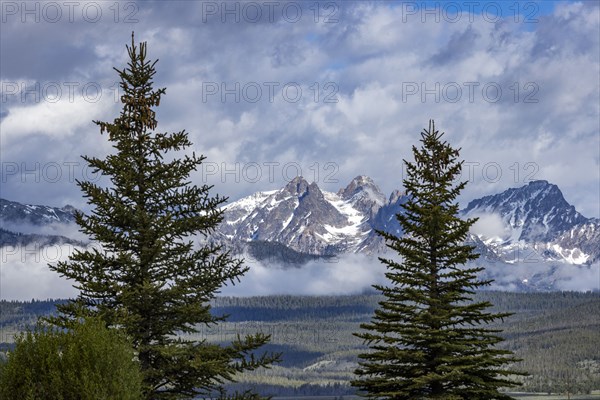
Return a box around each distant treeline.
[2,292,599,396]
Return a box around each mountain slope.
[461,180,588,243]
[0,199,80,247]
[461,180,597,265]
[1,179,597,268]
[218,176,385,255]
[0,227,82,248]
[0,198,76,226]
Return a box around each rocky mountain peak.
[61,204,78,214]
[462,180,588,243]
[307,181,324,199]
[3,176,598,275]
[528,179,549,186]
[283,176,310,197]
[217,176,352,255]
[523,180,564,199]
[338,176,384,201]
[0,198,76,227]
[337,176,386,220]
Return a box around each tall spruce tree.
[48,35,279,399]
[352,121,524,399]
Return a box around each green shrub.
[0,317,142,400]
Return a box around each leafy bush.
[0,317,142,399]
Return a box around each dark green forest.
[1,291,599,398]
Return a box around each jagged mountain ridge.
[1,178,597,266]
[217,176,400,256]
[0,198,76,226]
[0,198,79,247]
[460,180,598,265]
[462,180,588,243]
[218,178,599,266]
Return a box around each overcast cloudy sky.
[1,0,599,219]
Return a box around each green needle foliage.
[48,34,279,399]
[352,121,526,399]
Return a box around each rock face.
[218,175,413,256]
[370,190,409,238]
[218,176,387,255]
[0,198,76,226]
[1,178,598,269]
[461,180,588,243]
[460,180,598,265]
[337,175,387,220]
[218,178,598,266]
[544,219,600,264]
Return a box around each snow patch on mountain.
[218,176,387,254]
[2,176,599,296]
[220,178,599,266]
[462,181,596,265]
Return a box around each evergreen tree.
[352,121,525,399]
[48,34,279,399]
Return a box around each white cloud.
[0,247,387,300]
[0,1,599,304]
[220,254,387,296]
[470,213,509,239]
[1,243,597,301]
[0,244,79,301]
[554,262,600,292]
[1,221,88,242]
[483,259,600,292]
[1,92,117,145]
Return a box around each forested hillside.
[1,292,598,397]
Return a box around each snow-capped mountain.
[218,176,395,255]
[1,178,597,268]
[0,198,80,247]
[336,175,387,220]
[462,180,588,243]
[461,180,598,265]
[547,219,600,264]
[218,178,598,267]
[0,198,76,226]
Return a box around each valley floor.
[2,291,599,397]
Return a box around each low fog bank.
[1,245,598,301]
[0,244,79,300]
[484,259,600,292]
[219,253,389,297]
[1,221,89,243]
